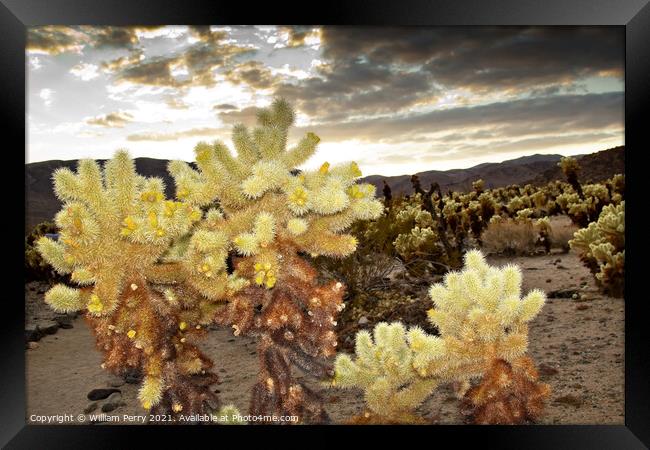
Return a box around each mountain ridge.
[25,146,624,232]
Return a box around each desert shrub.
[25,221,62,281]
[570,201,624,297]
[311,248,401,300]
[333,250,549,424]
[481,217,538,255]
[548,219,577,252]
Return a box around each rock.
[101,402,120,413]
[576,304,590,311]
[358,316,369,325]
[25,325,43,342]
[538,363,559,377]
[37,320,60,335]
[548,289,579,299]
[27,341,39,350]
[87,388,121,401]
[107,374,125,387]
[554,394,583,407]
[55,316,74,329]
[105,392,122,404]
[84,402,98,414]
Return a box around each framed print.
[3,0,649,447]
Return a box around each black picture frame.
[4,0,648,447]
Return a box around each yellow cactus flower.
[163,200,179,217]
[176,187,189,199]
[319,161,330,174]
[123,216,137,230]
[141,190,163,203]
[127,329,137,339]
[179,321,188,331]
[87,294,104,314]
[255,271,265,285]
[289,186,308,206]
[350,161,362,178]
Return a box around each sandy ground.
[25,251,624,425]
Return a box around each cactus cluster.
[569,202,625,297]
[36,99,383,422]
[333,250,549,424]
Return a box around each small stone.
[55,316,74,329]
[101,402,119,413]
[538,363,559,377]
[84,402,98,414]
[554,394,583,408]
[27,341,39,350]
[548,289,579,299]
[87,388,121,401]
[38,320,60,335]
[25,325,43,342]
[576,304,590,311]
[358,316,369,325]
[105,392,122,404]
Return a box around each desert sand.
[25,251,624,425]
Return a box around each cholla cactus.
[570,202,624,296]
[558,156,583,199]
[472,179,485,194]
[37,99,382,422]
[37,153,220,415]
[186,98,383,421]
[333,250,549,424]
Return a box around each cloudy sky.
[27,26,624,176]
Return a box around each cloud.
[213,103,237,110]
[165,97,190,109]
[86,111,134,128]
[27,26,85,54]
[88,26,141,49]
[112,35,254,88]
[275,26,320,48]
[27,26,165,55]
[39,88,54,107]
[127,127,223,141]
[223,60,282,90]
[29,55,43,70]
[70,63,100,81]
[295,92,622,143]
[217,106,260,126]
[265,27,623,121]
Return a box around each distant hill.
[362,153,566,197]
[526,146,624,186]
[25,146,624,233]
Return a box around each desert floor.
[25,250,624,425]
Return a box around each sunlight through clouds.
[27,26,623,176]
